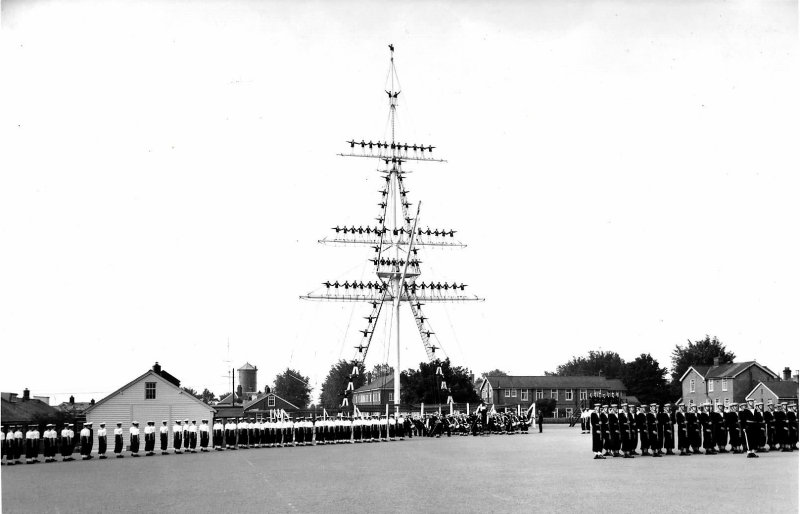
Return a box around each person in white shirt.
[212,419,224,450]
[80,422,94,460]
[160,420,169,455]
[188,420,198,453]
[97,422,108,459]
[114,422,125,458]
[60,424,74,462]
[42,424,56,462]
[172,420,183,454]
[199,419,210,451]
[182,419,190,453]
[144,421,155,456]
[129,421,140,457]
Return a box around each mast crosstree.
[301,45,483,411]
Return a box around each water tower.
[238,363,258,396]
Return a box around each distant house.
[478,376,628,419]
[353,375,396,407]
[1,389,61,426]
[84,362,215,449]
[745,375,799,406]
[678,358,779,408]
[243,392,300,417]
[57,399,95,422]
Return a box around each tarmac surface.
[2,425,798,513]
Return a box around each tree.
[622,354,670,405]
[670,335,735,384]
[400,358,480,405]
[475,368,508,386]
[182,387,203,401]
[370,363,394,377]
[535,398,557,416]
[273,368,312,409]
[200,388,217,404]
[551,350,626,378]
[319,360,365,410]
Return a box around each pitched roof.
[678,365,711,383]
[238,362,257,371]
[354,375,394,393]
[746,381,799,401]
[705,361,777,379]
[1,396,61,424]
[483,375,627,391]
[243,392,299,411]
[85,369,214,415]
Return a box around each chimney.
[22,388,30,401]
[69,395,75,404]
[153,362,162,374]
[713,357,720,367]
[91,398,95,405]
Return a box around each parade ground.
[2,425,797,513]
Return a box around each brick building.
[678,359,779,408]
[352,375,395,407]
[478,375,628,419]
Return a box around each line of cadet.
[580,399,799,459]
[2,412,530,465]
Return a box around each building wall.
[681,368,707,406]
[86,373,214,449]
[491,387,623,418]
[745,383,779,406]
[688,366,777,406]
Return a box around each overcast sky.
[1,0,798,404]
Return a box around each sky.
[1,0,798,404]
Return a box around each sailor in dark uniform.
[114,422,125,458]
[646,403,662,456]
[775,403,789,451]
[183,419,191,452]
[212,419,224,450]
[618,403,633,458]
[675,404,690,455]
[635,405,649,455]
[659,403,675,455]
[43,424,57,462]
[97,422,108,459]
[626,404,638,453]
[725,403,742,453]
[739,401,758,458]
[754,402,767,452]
[590,404,604,459]
[786,403,798,450]
[599,405,610,456]
[698,402,715,454]
[764,401,776,451]
[79,422,94,460]
[686,405,701,454]
[608,404,621,457]
[712,403,727,453]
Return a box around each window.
[724,398,730,407]
[690,379,696,393]
[580,389,587,400]
[145,382,156,400]
[566,408,573,418]
[388,392,393,402]
[709,380,714,392]
[551,389,558,399]
[511,389,517,398]
[267,395,275,407]
[521,390,529,401]
[536,389,544,399]
[552,409,558,419]
[594,389,601,396]
[565,390,573,401]
[505,389,511,398]
[372,392,379,402]
[714,398,720,407]
[722,379,728,392]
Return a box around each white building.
[85,362,215,449]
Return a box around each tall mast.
[301,44,483,414]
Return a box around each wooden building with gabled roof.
[84,362,215,449]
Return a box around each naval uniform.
[129,425,140,455]
[97,426,107,458]
[114,426,124,456]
